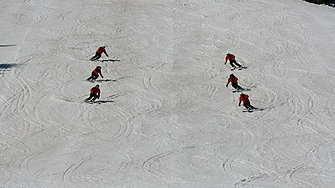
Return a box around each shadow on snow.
[0,44,16,47]
[95,79,117,82]
[0,64,20,74]
[88,100,114,104]
[101,59,120,62]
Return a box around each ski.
[231,66,247,71]
[233,89,251,93]
[233,89,243,93]
[242,107,264,112]
[90,57,99,61]
[86,79,95,83]
[86,79,117,83]
[84,99,94,103]
[233,88,250,93]
[238,66,247,70]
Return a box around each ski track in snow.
[1,0,335,187]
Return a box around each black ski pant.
[87,72,99,80]
[90,53,101,61]
[230,60,242,68]
[232,83,242,90]
[86,93,99,101]
[243,102,254,109]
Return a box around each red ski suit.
[239,94,249,105]
[226,77,238,87]
[90,87,100,96]
[93,68,103,77]
[96,47,108,56]
[225,54,236,64]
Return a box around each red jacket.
[90,87,100,95]
[92,68,103,77]
[96,47,108,56]
[225,54,235,63]
[226,77,238,86]
[239,94,249,104]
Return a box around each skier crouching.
[226,74,243,91]
[87,66,103,82]
[239,93,254,111]
[85,85,100,102]
[90,46,109,61]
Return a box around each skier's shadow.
[243,107,265,113]
[95,79,117,82]
[0,64,19,69]
[254,108,265,111]
[0,44,16,47]
[94,100,114,104]
[101,59,120,62]
[0,64,20,74]
[253,105,277,112]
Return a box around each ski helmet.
[95,84,100,88]
[230,74,235,78]
[96,66,101,69]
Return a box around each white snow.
[1,0,335,187]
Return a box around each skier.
[226,74,243,91]
[224,53,243,70]
[90,46,109,61]
[239,93,254,111]
[87,66,103,82]
[85,85,100,102]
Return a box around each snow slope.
[1,0,335,187]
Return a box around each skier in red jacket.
[85,85,100,102]
[239,93,254,110]
[224,53,243,70]
[87,66,103,82]
[226,74,243,91]
[90,46,109,61]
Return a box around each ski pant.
[87,72,99,80]
[230,60,242,68]
[243,102,254,109]
[232,83,242,90]
[91,53,101,61]
[86,93,99,101]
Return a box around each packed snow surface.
[1,0,335,187]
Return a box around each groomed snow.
[1,0,335,187]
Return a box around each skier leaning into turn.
[90,46,109,61]
[226,74,243,91]
[224,53,243,70]
[239,93,254,110]
[87,66,103,81]
[85,85,100,102]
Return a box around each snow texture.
[1,0,335,187]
